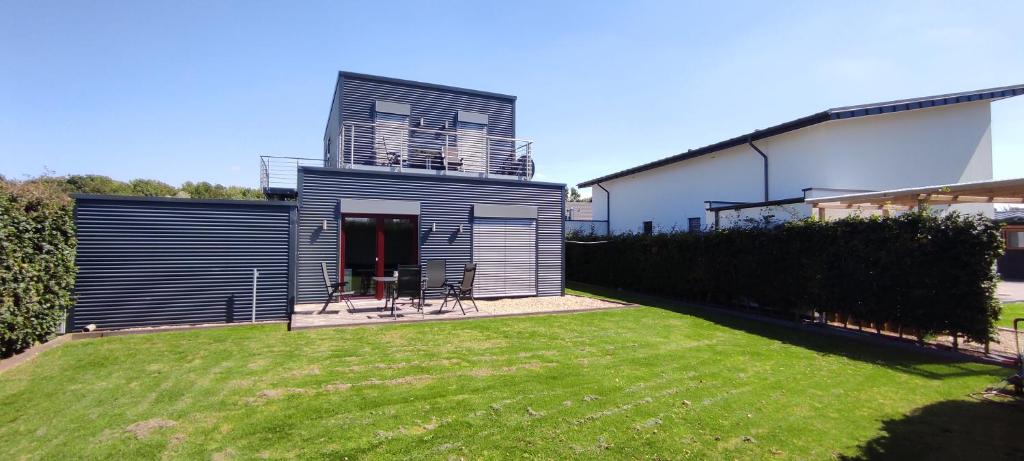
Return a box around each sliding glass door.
[340,215,417,299]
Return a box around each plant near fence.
[567,212,1003,344]
[0,179,77,357]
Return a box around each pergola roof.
[806,177,1024,210]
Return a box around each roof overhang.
[806,177,1024,210]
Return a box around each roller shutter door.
[472,218,537,298]
[457,121,488,173]
[374,112,409,165]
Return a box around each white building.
[579,84,1024,234]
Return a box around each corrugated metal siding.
[339,75,515,139]
[73,197,295,330]
[297,167,563,302]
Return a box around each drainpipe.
[596,183,611,235]
[747,136,769,201]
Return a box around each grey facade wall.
[297,167,564,303]
[326,72,516,166]
[72,196,295,330]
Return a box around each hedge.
[0,180,77,357]
[567,212,1003,344]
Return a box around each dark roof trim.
[706,197,804,212]
[72,194,296,207]
[579,83,1024,188]
[339,71,517,101]
[299,165,566,190]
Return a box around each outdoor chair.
[442,147,463,171]
[395,264,423,314]
[321,262,355,313]
[422,259,447,306]
[441,263,478,315]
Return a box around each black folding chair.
[442,263,478,315]
[421,259,447,307]
[394,264,422,316]
[321,262,355,313]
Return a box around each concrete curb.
[69,321,289,340]
[0,335,71,374]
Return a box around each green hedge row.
[567,212,1003,343]
[0,180,77,357]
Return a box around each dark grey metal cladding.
[72,195,295,330]
[297,167,563,302]
[339,74,515,138]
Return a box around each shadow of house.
[569,282,1007,381]
[841,399,1024,460]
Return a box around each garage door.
[472,218,537,298]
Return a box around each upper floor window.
[643,221,653,235]
[688,217,701,233]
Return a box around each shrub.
[566,212,1003,344]
[0,179,77,357]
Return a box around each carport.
[805,177,1024,216]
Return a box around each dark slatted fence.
[72,195,295,330]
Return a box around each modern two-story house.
[70,72,565,331]
[265,72,565,303]
[579,84,1024,233]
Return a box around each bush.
[567,212,1003,344]
[0,179,77,357]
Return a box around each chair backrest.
[460,263,477,290]
[396,264,421,297]
[321,262,332,294]
[425,259,446,289]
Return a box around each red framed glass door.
[340,215,418,299]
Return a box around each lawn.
[1,286,1020,460]
[998,303,1024,329]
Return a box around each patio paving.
[290,295,629,329]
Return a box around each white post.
[251,268,259,323]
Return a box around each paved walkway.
[290,295,628,329]
[997,280,1024,303]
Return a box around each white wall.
[594,101,994,233]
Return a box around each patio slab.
[290,295,629,329]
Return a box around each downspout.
[596,183,611,234]
[747,136,769,201]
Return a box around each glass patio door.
[341,215,417,299]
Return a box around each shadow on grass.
[841,399,1024,460]
[568,282,1005,381]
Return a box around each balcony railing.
[337,121,535,180]
[259,155,323,191]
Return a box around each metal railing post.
[349,125,355,167]
[485,138,490,177]
[342,124,350,168]
[444,134,449,172]
[251,268,259,323]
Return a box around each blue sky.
[2,1,1023,193]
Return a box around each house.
[71,72,565,331]
[579,84,1024,234]
[294,72,564,302]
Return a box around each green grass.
[998,303,1024,329]
[1,286,1021,460]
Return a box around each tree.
[567,187,581,202]
[129,179,176,197]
